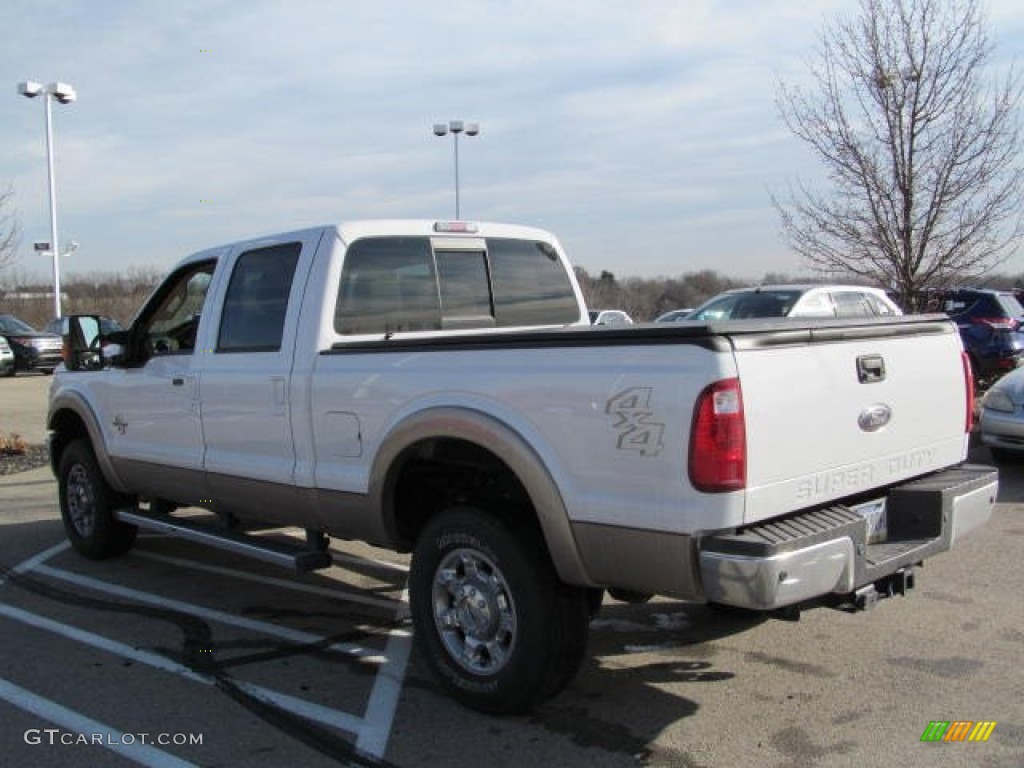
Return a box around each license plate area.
[850,497,887,544]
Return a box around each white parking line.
[31,563,384,661]
[0,603,207,682]
[0,603,365,736]
[0,676,199,768]
[132,550,408,615]
[356,585,413,757]
[4,540,411,759]
[0,540,70,583]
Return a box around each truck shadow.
[968,442,1024,503]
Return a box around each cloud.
[2,0,1021,280]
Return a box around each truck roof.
[179,220,562,267]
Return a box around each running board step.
[116,509,333,573]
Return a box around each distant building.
[1,291,70,301]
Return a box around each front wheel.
[409,507,590,714]
[58,438,137,559]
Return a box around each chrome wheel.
[432,548,517,675]
[66,463,96,537]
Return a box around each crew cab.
[49,220,997,714]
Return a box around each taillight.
[962,351,975,433]
[689,377,746,492]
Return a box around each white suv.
[688,284,902,321]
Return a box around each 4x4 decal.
[605,387,664,457]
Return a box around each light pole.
[17,80,76,318]
[433,120,479,219]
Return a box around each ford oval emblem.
[858,404,892,432]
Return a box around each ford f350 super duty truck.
[49,219,997,714]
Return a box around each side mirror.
[63,316,108,371]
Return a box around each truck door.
[103,260,215,503]
[197,233,320,527]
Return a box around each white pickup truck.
[49,219,997,714]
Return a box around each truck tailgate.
[725,316,969,525]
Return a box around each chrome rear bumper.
[698,465,998,611]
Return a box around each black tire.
[58,438,137,559]
[409,506,590,714]
[2,365,15,378]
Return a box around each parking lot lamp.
[432,120,479,219]
[17,80,76,318]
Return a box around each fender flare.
[47,391,131,493]
[369,406,591,587]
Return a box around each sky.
[1,0,1023,284]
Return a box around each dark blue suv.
[941,289,1024,384]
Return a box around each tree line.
[0,267,163,329]
[7,263,1024,331]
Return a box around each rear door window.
[217,243,301,352]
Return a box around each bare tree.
[0,185,20,271]
[774,0,1023,309]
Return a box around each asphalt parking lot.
[0,374,1022,767]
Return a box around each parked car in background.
[942,288,1024,329]
[45,315,124,337]
[939,288,1024,383]
[588,309,634,326]
[0,336,14,377]
[655,308,694,322]
[0,314,63,375]
[687,284,902,321]
[978,367,1024,461]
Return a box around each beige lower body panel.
[109,459,389,546]
[571,521,703,600]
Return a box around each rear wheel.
[409,506,590,714]
[58,438,137,559]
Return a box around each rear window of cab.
[334,236,579,335]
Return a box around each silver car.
[978,367,1024,460]
[688,284,902,321]
[0,336,14,377]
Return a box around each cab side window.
[135,261,216,361]
[217,243,301,352]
